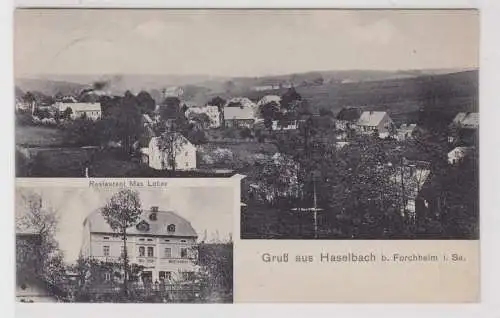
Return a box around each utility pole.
[292,178,323,239]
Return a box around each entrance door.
[141,271,153,284]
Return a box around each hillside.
[15,69,478,125]
[216,70,478,125]
[15,78,87,97]
[15,68,463,100]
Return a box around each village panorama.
[15,67,478,241]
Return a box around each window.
[167,224,176,232]
[182,271,195,281]
[147,238,153,242]
[164,239,170,242]
[164,248,172,258]
[103,245,110,257]
[147,246,154,257]
[138,246,145,257]
[139,238,145,242]
[180,248,188,258]
[103,236,110,240]
[159,271,172,281]
[104,272,111,281]
[180,240,186,243]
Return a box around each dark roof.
[336,107,362,121]
[84,208,198,238]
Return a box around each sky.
[14,9,479,78]
[16,185,234,263]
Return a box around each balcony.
[136,257,157,265]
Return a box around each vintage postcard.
[14,8,479,303]
[15,178,235,303]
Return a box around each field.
[16,125,65,147]
[197,141,279,172]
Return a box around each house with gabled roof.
[356,111,395,139]
[450,112,479,129]
[81,205,198,283]
[223,106,256,128]
[448,112,479,145]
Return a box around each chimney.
[149,206,159,221]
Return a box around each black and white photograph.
[14,9,479,240]
[15,182,233,303]
[229,10,479,241]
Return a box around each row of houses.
[17,98,103,121]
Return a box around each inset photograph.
[15,183,233,303]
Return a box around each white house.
[396,124,417,141]
[448,147,473,165]
[141,133,197,171]
[55,102,102,120]
[356,111,395,138]
[390,160,431,220]
[271,120,298,131]
[81,206,198,283]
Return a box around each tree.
[61,107,73,120]
[22,91,36,104]
[208,96,226,109]
[100,189,142,296]
[188,112,211,129]
[16,190,68,300]
[280,87,302,113]
[319,107,334,117]
[239,127,253,139]
[259,101,280,129]
[71,256,145,302]
[136,91,156,114]
[107,93,143,153]
[224,81,236,94]
[157,132,189,171]
[192,241,233,303]
[60,118,101,146]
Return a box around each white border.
[13,0,481,9]
[3,0,500,318]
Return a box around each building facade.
[81,206,198,283]
[141,133,197,171]
[55,102,102,120]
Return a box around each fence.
[68,282,203,303]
